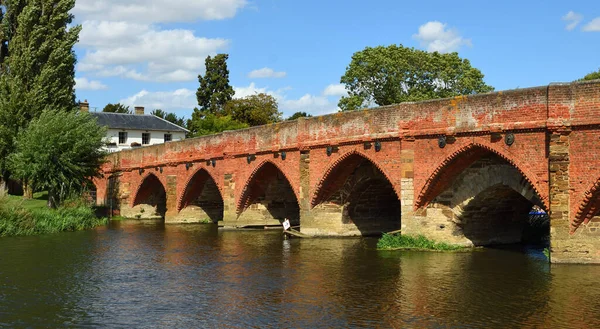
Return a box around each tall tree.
[338,44,494,111]
[103,103,131,114]
[223,93,281,127]
[287,112,312,121]
[187,111,247,137]
[196,54,234,115]
[8,110,106,208]
[0,0,80,186]
[582,69,600,81]
[151,109,186,127]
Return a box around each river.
[1,220,600,328]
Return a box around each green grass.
[0,194,107,237]
[377,233,467,251]
[4,192,49,211]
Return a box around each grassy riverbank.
[377,233,467,251]
[0,193,107,237]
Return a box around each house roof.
[90,112,189,133]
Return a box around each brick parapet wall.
[106,81,600,173]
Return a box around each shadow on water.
[0,221,599,328]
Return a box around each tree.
[103,103,131,114]
[0,0,80,190]
[287,111,312,121]
[187,111,248,137]
[196,54,234,115]
[338,45,494,111]
[8,110,107,208]
[582,69,600,81]
[151,109,186,127]
[223,93,281,126]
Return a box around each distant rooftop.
[91,112,189,133]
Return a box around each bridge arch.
[310,150,401,236]
[574,178,600,233]
[236,160,300,225]
[131,172,167,219]
[415,144,548,246]
[311,150,400,207]
[415,143,547,210]
[177,168,224,223]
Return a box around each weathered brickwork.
[95,80,600,263]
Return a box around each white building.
[80,101,188,152]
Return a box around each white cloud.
[74,77,108,90]
[74,0,244,83]
[413,21,472,53]
[78,21,229,82]
[323,84,347,97]
[73,0,247,24]
[234,82,273,98]
[562,11,584,31]
[119,89,198,111]
[234,83,339,116]
[282,94,336,116]
[583,17,600,32]
[247,67,287,79]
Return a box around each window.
[142,133,151,145]
[164,133,172,142]
[118,132,128,144]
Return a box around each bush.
[0,197,107,237]
[377,233,465,251]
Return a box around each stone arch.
[574,178,600,233]
[309,150,401,236]
[311,150,399,208]
[176,168,224,223]
[130,173,167,219]
[177,167,223,211]
[415,143,547,211]
[236,160,300,225]
[419,151,547,246]
[131,172,166,207]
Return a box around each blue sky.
[72,0,600,118]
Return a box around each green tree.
[0,0,80,189]
[103,103,131,114]
[196,54,234,115]
[582,69,600,81]
[151,109,186,127]
[186,111,248,137]
[338,44,494,111]
[8,110,107,208]
[224,93,281,126]
[287,111,312,120]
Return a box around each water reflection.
[0,221,599,328]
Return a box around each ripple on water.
[0,222,600,328]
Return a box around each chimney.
[134,106,145,115]
[79,100,89,113]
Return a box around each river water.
[1,220,600,328]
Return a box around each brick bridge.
[94,80,600,264]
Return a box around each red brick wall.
[99,80,600,232]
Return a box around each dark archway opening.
[180,170,224,223]
[133,175,167,219]
[238,162,300,226]
[437,153,549,248]
[313,154,401,236]
[459,184,548,246]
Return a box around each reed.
[0,195,107,237]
